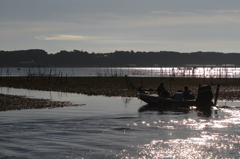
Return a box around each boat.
[138,92,198,108]
[138,84,220,110]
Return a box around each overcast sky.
[1,0,240,53]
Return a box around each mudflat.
[0,93,85,111]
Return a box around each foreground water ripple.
[0,87,240,158]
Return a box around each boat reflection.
[138,104,190,114]
[138,104,217,117]
[197,106,213,117]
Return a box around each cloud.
[36,35,93,40]
[146,9,240,26]
[211,9,240,14]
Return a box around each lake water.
[1,66,240,78]
[0,87,240,158]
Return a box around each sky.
[1,0,240,54]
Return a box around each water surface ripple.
[0,88,240,159]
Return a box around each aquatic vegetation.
[0,76,239,100]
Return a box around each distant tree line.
[0,49,240,67]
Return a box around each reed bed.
[0,76,240,101]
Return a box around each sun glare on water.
[119,108,240,158]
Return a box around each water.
[0,88,240,158]
[1,67,240,78]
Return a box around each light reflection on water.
[131,110,240,159]
[1,67,240,78]
[0,87,240,159]
[115,109,240,158]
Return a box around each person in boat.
[183,86,191,101]
[157,82,170,98]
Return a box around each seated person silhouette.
[183,86,191,101]
[157,82,169,98]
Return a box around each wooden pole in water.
[125,75,129,90]
[214,84,220,106]
[65,73,68,84]
[48,68,52,84]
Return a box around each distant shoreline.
[1,49,240,67]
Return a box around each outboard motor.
[196,85,213,110]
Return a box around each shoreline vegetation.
[1,76,240,111]
[0,76,239,99]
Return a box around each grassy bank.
[0,76,240,100]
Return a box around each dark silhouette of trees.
[0,49,240,67]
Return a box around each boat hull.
[138,93,197,108]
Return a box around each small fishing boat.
[138,84,220,109]
[138,92,198,108]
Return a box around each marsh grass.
[1,76,240,100]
